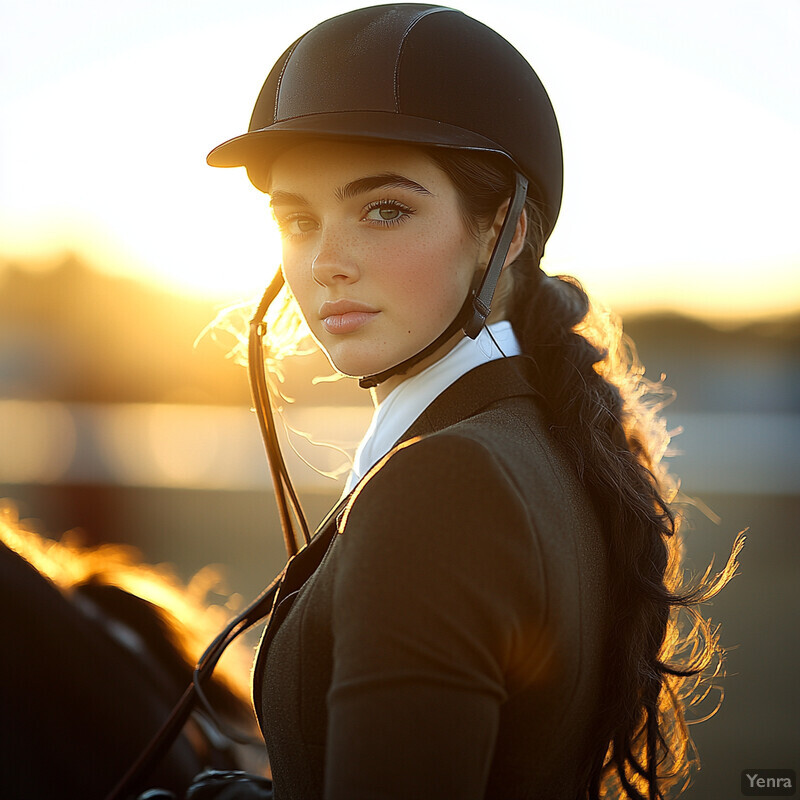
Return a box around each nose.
[311,230,359,287]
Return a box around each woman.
[203,5,739,799]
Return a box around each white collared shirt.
[344,320,522,493]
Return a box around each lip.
[319,299,380,335]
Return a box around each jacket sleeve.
[325,433,545,800]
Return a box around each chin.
[324,354,386,380]
[322,343,407,382]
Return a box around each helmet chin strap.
[358,172,528,389]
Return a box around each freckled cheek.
[383,229,474,312]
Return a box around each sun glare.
[0,186,285,303]
[1,2,797,318]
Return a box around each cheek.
[280,250,315,317]
[387,222,476,309]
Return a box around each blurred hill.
[0,255,358,407]
[0,255,248,405]
[625,311,800,413]
[2,254,799,412]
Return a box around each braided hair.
[427,147,743,799]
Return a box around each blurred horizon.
[2,251,799,487]
[3,244,799,325]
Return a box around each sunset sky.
[1,0,797,320]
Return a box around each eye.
[362,200,413,225]
[293,217,318,232]
[367,206,401,221]
[274,213,318,238]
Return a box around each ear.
[485,199,527,268]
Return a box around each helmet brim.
[206,110,516,192]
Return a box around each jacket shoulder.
[341,422,533,541]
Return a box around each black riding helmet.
[208,3,563,386]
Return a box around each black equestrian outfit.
[253,356,612,799]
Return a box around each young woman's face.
[268,141,489,390]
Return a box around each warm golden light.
[0,401,76,483]
[1,2,797,317]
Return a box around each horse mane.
[0,501,255,732]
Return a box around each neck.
[368,312,509,404]
[369,330,467,404]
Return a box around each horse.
[0,503,267,799]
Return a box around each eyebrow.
[335,173,432,201]
[269,172,432,207]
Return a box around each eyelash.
[274,199,415,239]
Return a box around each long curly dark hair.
[427,147,744,800]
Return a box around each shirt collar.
[344,321,522,492]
